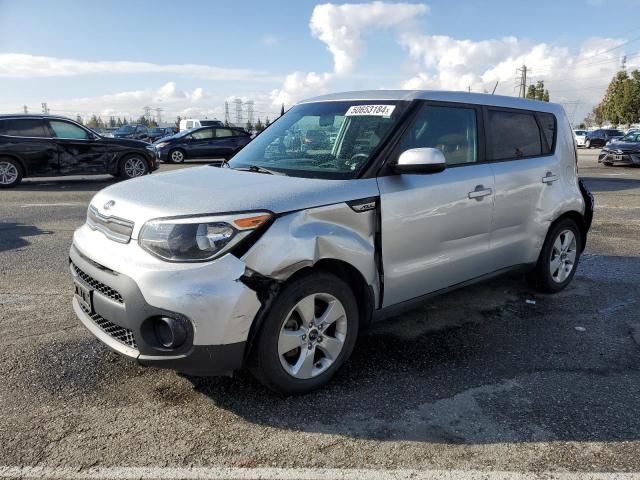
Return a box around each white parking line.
[0,467,639,480]
[20,202,83,207]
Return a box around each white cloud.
[309,1,428,75]
[0,53,273,81]
[271,1,428,106]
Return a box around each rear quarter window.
[486,110,542,160]
[537,112,556,154]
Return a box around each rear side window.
[48,120,89,140]
[191,128,214,139]
[397,104,478,166]
[6,119,48,137]
[215,128,235,138]
[537,113,556,154]
[0,119,8,135]
[487,110,541,160]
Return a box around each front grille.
[86,205,134,244]
[72,263,124,304]
[79,303,138,350]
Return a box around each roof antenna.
[491,81,499,95]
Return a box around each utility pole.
[41,102,49,114]
[516,65,528,98]
[622,55,628,71]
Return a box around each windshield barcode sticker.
[345,105,395,117]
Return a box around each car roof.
[0,114,77,122]
[299,90,565,116]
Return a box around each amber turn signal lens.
[233,214,271,230]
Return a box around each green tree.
[75,115,83,125]
[109,116,116,128]
[148,119,158,128]
[255,118,264,132]
[87,114,99,129]
[526,84,537,100]
[265,117,271,127]
[116,117,123,127]
[245,120,254,132]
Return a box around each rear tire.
[119,155,149,179]
[0,158,23,188]
[528,218,582,293]
[248,272,359,395]
[585,140,591,148]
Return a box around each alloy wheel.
[278,293,348,379]
[171,150,184,163]
[549,229,577,283]
[0,161,18,185]
[124,157,147,177]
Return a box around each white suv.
[70,91,594,394]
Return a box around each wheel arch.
[549,210,587,252]
[116,151,151,175]
[0,153,28,176]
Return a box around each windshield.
[621,133,640,142]
[574,130,587,135]
[116,125,135,133]
[227,100,407,179]
[607,130,624,136]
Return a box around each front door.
[47,120,110,175]
[187,128,215,158]
[377,102,495,307]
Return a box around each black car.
[148,127,175,143]
[598,132,640,166]
[0,115,159,188]
[585,128,625,148]
[114,124,150,141]
[154,126,251,163]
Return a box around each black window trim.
[483,105,557,163]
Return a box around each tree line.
[584,69,640,128]
[77,115,158,129]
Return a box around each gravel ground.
[0,152,639,475]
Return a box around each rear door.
[1,118,58,175]
[485,108,562,269]
[377,102,495,306]
[48,119,111,175]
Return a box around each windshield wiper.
[232,164,286,176]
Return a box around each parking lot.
[1,149,639,478]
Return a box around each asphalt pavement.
[0,152,639,479]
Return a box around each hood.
[103,137,149,148]
[90,166,379,237]
[605,141,640,152]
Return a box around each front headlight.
[139,212,272,262]
[156,142,170,149]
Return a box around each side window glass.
[537,112,556,154]
[191,128,214,140]
[0,119,9,135]
[186,121,194,129]
[48,121,89,140]
[7,119,48,137]
[487,110,541,160]
[397,105,477,166]
[215,128,234,138]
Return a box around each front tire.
[249,272,359,395]
[0,158,23,188]
[528,218,582,293]
[119,155,149,179]
[169,149,185,163]
[585,140,591,148]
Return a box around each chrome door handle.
[542,172,559,184]
[468,185,492,200]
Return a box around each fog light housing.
[153,316,187,348]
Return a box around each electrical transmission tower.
[224,101,230,125]
[154,108,163,124]
[143,106,151,121]
[234,98,243,125]
[246,101,255,125]
[41,102,49,114]
[516,65,528,98]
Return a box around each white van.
[179,119,224,132]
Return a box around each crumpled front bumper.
[599,150,640,165]
[69,225,262,376]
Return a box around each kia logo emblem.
[103,200,115,210]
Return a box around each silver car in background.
[574,129,588,147]
[70,90,594,394]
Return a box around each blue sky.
[1,0,639,123]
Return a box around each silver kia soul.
[70,90,594,394]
